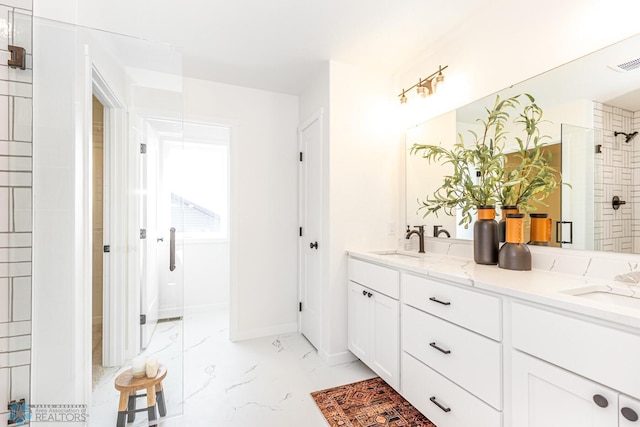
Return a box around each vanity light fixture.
[399,89,408,104]
[398,65,448,104]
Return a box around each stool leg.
[146,385,157,426]
[127,392,137,423]
[155,382,166,417]
[116,411,126,427]
[116,391,129,427]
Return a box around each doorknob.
[310,241,318,249]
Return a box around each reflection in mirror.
[406,32,640,254]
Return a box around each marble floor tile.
[90,309,375,426]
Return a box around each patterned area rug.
[311,377,436,427]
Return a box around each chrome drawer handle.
[429,342,451,355]
[430,396,451,413]
[429,297,451,306]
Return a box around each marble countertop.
[348,249,640,330]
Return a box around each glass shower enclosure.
[24,13,185,426]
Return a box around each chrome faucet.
[405,225,425,253]
[433,225,451,238]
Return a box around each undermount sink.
[563,285,640,311]
[370,250,424,260]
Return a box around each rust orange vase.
[529,213,552,246]
[498,205,518,243]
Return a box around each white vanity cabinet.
[347,258,400,390]
[511,350,640,426]
[401,273,503,426]
[511,302,640,426]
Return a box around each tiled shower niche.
[0,2,33,426]
[593,101,640,253]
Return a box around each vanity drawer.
[402,352,502,427]
[349,258,399,299]
[512,302,640,399]
[402,304,502,409]
[402,273,501,340]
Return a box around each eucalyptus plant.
[410,93,566,228]
[500,94,563,212]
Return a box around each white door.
[512,351,617,427]
[299,111,323,350]
[140,132,160,349]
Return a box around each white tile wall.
[11,276,30,321]
[593,102,639,253]
[0,4,32,423]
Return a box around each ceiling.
[74,0,487,95]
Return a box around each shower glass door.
[30,14,185,424]
[560,123,601,251]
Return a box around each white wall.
[326,61,398,358]
[182,241,229,312]
[183,77,299,340]
[394,0,640,129]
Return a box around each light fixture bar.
[398,65,448,103]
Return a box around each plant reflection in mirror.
[410,94,568,228]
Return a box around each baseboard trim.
[233,322,298,342]
[318,348,358,366]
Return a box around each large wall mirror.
[406,32,640,254]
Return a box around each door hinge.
[140,229,147,239]
[299,227,303,237]
[140,314,146,325]
[103,245,110,253]
[299,152,303,162]
[140,143,147,154]
[299,302,302,312]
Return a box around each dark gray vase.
[499,243,532,270]
[474,206,499,265]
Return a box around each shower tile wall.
[593,102,636,253]
[0,1,33,426]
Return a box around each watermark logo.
[9,401,88,424]
[8,399,32,425]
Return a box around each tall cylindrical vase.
[474,205,499,265]
[499,213,532,271]
[498,205,519,243]
[529,213,552,246]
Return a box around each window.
[164,124,229,240]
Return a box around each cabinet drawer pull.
[362,290,367,296]
[429,297,451,306]
[367,292,372,298]
[622,407,639,422]
[593,394,609,408]
[429,342,451,354]
[429,396,451,413]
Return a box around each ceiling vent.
[609,57,640,72]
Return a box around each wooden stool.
[114,364,167,426]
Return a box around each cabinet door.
[620,394,640,427]
[370,291,399,390]
[512,351,617,427]
[348,281,370,362]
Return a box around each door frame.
[91,66,130,367]
[297,109,324,349]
